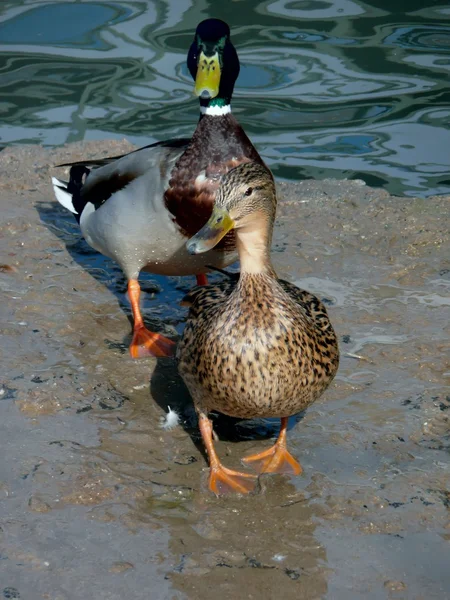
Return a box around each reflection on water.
[1,0,450,197]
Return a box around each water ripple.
[0,0,450,197]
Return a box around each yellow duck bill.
[186,207,234,254]
[194,51,221,99]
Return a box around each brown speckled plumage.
[177,162,339,493]
[178,272,339,419]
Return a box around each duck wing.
[278,279,335,332]
[55,138,190,169]
[53,138,190,219]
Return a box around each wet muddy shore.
[1,142,449,599]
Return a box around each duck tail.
[51,165,90,216]
[51,176,78,214]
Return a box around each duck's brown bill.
[194,51,221,98]
[186,207,234,254]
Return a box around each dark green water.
[1,0,450,197]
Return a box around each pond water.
[1,0,450,197]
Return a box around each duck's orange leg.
[198,412,256,495]
[242,417,302,475]
[196,274,208,286]
[128,279,175,359]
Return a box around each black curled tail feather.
[67,165,90,221]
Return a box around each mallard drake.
[51,19,265,358]
[177,162,340,495]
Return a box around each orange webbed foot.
[208,464,257,496]
[127,278,175,358]
[130,326,176,359]
[242,445,302,476]
[198,412,257,495]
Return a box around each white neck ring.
[200,104,231,116]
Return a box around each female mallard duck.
[177,162,340,495]
[51,19,264,359]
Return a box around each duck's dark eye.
[244,187,253,196]
[216,215,223,223]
